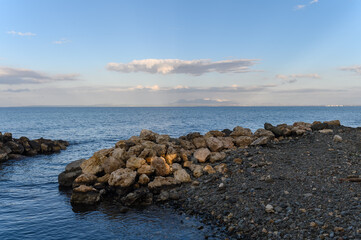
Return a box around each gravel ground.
[165,126,361,239]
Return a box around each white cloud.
[276,73,321,83]
[106,58,259,76]
[0,66,79,84]
[295,5,306,10]
[103,84,276,94]
[53,38,70,44]
[295,0,319,10]
[0,88,30,93]
[340,65,361,75]
[7,30,36,36]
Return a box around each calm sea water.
[1,107,360,240]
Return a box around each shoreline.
[58,120,361,239]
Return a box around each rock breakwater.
[0,132,69,162]
[59,120,361,239]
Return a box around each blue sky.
[0,0,361,106]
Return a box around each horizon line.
[0,105,359,108]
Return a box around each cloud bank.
[0,67,79,84]
[173,98,238,106]
[340,65,361,75]
[276,73,321,83]
[106,58,258,76]
[105,84,276,94]
[7,30,36,36]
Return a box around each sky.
[0,0,361,106]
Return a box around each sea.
[1,107,360,240]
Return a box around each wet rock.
[121,188,151,206]
[5,141,24,154]
[205,137,224,152]
[108,168,137,187]
[0,152,8,162]
[71,185,100,205]
[58,159,85,187]
[193,148,211,163]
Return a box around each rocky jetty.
[59,120,361,239]
[0,132,69,162]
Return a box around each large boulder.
[58,159,85,187]
[126,157,146,170]
[209,152,226,163]
[137,164,155,175]
[192,137,207,149]
[74,173,97,185]
[205,137,224,152]
[230,127,252,137]
[108,168,137,187]
[5,141,24,154]
[173,169,191,183]
[234,136,253,148]
[3,132,13,142]
[70,185,100,205]
[81,149,112,175]
[165,146,178,164]
[324,120,341,126]
[102,156,125,174]
[193,148,211,163]
[139,129,157,142]
[251,136,271,146]
[254,129,275,139]
[0,151,8,163]
[219,137,235,149]
[151,157,171,176]
[148,176,181,190]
